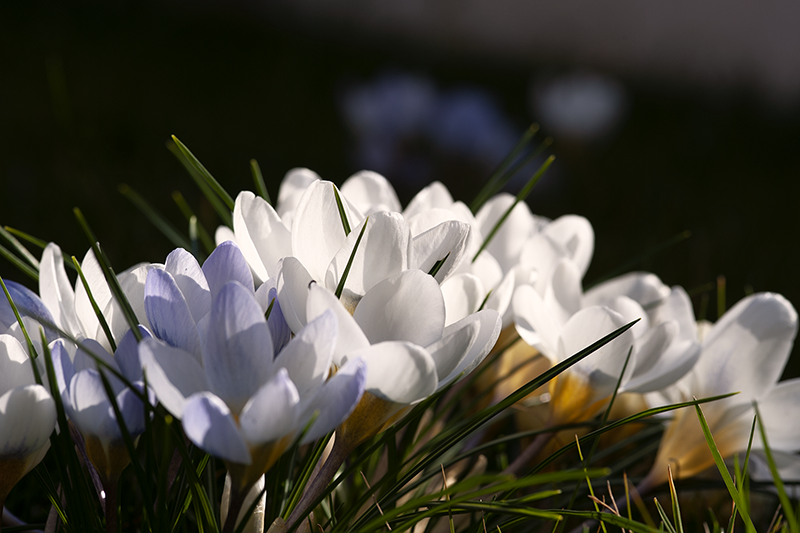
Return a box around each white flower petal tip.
[341,170,401,214]
[300,358,367,444]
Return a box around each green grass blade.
[334,216,368,299]
[427,252,450,278]
[0,243,39,281]
[470,123,539,213]
[119,183,192,250]
[171,135,235,210]
[332,184,352,236]
[754,402,799,533]
[472,155,555,262]
[693,401,757,533]
[0,276,43,385]
[3,226,78,272]
[250,159,272,204]
[654,498,677,533]
[72,256,117,352]
[0,225,40,269]
[172,190,216,254]
[167,139,233,228]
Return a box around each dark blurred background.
[2,0,800,374]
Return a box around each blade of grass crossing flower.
[172,191,216,254]
[0,226,40,269]
[754,402,799,533]
[0,276,43,385]
[427,252,450,278]
[97,368,155,523]
[171,135,235,210]
[332,184,352,236]
[470,124,539,213]
[250,159,272,205]
[119,183,192,250]
[72,256,117,352]
[3,226,78,272]
[472,155,555,263]
[0,243,39,281]
[693,401,757,533]
[167,140,233,228]
[356,321,639,526]
[335,216,368,298]
[73,209,142,340]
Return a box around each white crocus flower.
[640,292,799,492]
[0,334,56,512]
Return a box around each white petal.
[584,272,671,309]
[0,385,55,457]
[353,270,445,347]
[234,191,292,282]
[325,211,411,299]
[277,257,314,334]
[39,243,79,336]
[306,284,370,362]
[474,193,535,272]
[540,215,594,278]
[440,273,484,327]
[693,292,797,402]
[291,180,364,283]
[410,221,471,283]
[276,167,321,224]
[0,334,37,394]
[512,284,561,358]
[348,341,437,404]
[215,225,237,247]
[340,170,401,214]
[542,259,582,328]
[758,379,800,451]
[402,181,454,220]
[74,249,113,338]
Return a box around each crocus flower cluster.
[1,158,798,532]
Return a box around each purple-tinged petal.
[264,287,291,354]
[239,368,300,446]
[0,280,56,338]
[353,270,445,347]
[50,340,74,410]
[164,248,211,323]
[202,282,274,415]
[145,268,202,358]
[203,241,254,300]
[114,383,148,438]
[69,370,125,443]
[274,310,336,397]
[139,338,208,419]
[300,357,367,444]
[114,326,151,382]
[183,392,251,464]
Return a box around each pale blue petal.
[69,370,123,443]
[114,325,151,382]
[273,309,336,397]
[0,280,57,341]
[139,338,209,419]
[300,358,366,444]
[183,392,251,464]
[203,240,254,301]
[202,282,274,415]
[145,268,202,358]
[164,248,211,323]
[265,287,291,355]
[239,368,300,446]
[115,383,148,438]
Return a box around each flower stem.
[501,431,553,476]
[286,435,354,530]
[104,482,118,533]
[221,486,248,533]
